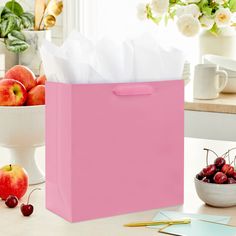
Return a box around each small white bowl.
[194,178,236,207]
[203,54,236,72]
[222,77,236,93]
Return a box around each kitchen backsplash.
[2,0,64,46]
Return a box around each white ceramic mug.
[193,64,228,99]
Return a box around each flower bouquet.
[137,0,236,36]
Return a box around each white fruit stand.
[0,105,45,185]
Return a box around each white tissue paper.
[40,32,185,84]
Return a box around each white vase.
[19,30,51,76]
[0,39,18,77]
[199,28,236,61]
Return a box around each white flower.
[137,3,148,20]
[151,0,169,14]
[214,0,225,4]
[176,6,186,17]
[181,0,201,3]
[215,8,231,27]
[176,4,201,18]
[200,15,214,29]
[177,14,201,37]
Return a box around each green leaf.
[0,16,16,37]
[20,12,34,29]
[0,7,4,20]
[7,30,25,41]
[164,14,169,26]
[209,23,221,36]
[2,6,12,15]
[169,9,176,19]
[202,6,212,16]
[229,0,236,12]
[5,0,24,17]
[5,38,29,53]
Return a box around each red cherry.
[202,164,216,177]
[21,204,34,216]
[202,177,211,183]
[5,195,18,208]
[227,177,236,184]
[232,172,236,180]
[222,164,234,176]
[213,172,228,184]
[20,188,41,217]
[196,172,204,180]
[214,157,226,168]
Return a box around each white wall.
[1,0,63,45]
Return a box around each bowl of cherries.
[195,148,236,208]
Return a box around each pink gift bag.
[46,80,184,222]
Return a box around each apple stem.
[27,188,41,205]
[9,164,12,171]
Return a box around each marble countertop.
[185,82,236,114]
[0,139,236,236]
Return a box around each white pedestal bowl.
[0,106,45,185]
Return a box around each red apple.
[0,79,27,106]
[5,65,36,91]
[0,164,28,200]
[26,85,45,106]
[36,75,47,85]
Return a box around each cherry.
[202,164,216,177]
[227,177,236,184]
[202,177,211,183]
[213,172,228,184]
[21,204,34,216]
[5,195,18,208]
[222,164,234,176]
[214,157,226,168]
[21,188,41,217]
[232,172,236,180]
[196,172,204,180]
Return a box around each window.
[64,0,198,63]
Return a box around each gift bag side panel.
[46,82,73,222]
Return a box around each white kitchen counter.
[0,138,236,236]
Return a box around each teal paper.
[151,211,235,236]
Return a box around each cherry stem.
[204,148,218,166]
[206,149,209,166]
[221,147,236,159]
[26,188,41,205]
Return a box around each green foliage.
[229,0,236,12]
[209,23,221,35]
[0,0,34,53]
[5,0,24,16]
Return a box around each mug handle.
[215,70,228,93]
